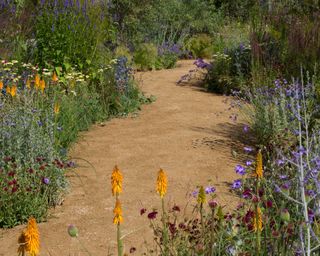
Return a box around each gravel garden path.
[0,60,245,255]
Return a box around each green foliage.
[185,34,213,58]
[114,46,133,63]
[205,44,251,94]
[34,0,113,71]
[133,43,158,71]
[155,53,178,70]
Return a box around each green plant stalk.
[117,223,123,256]
[161,197,169,256]
[209,208,215,256]
[256,179,261,254]
[200,203,205,245]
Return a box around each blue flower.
[245,160,252,166]
[231,179,242,189]
[235,164,246,175]
[205,186,216,194]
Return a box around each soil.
[0,60,247,256]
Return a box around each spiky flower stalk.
[255,150,263,179]
[111,165,123,196]
[18,217,40,256]
[156,168,167,198]
[156,168,169,254]
[111,165,124,256]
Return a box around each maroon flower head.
[147,211,158,220]
[140,208,146,216]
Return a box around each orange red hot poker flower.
[156,168,167,198]
[111,165,123,196]
[255,150,263,179]
[18,217,40,256]
[113,199,123,225]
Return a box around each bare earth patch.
[0,60,245,255]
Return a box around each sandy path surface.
[0,60,245,255]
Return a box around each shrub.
[184,34,213,58]
[114,45,133,63]
[34,0,111,71]
[133,43,158,71]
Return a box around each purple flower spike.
[231,179,242,189]
[205,186,216,194]
[235,165,246,175]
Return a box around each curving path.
[0,60,244,255]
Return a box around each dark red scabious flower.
[224,213,233,221]
[208,200,218,209]
[286,223,294,236]
[8,179,17,186]
[27,168,34,174]
[147,211,158,220]
[172,205,180,212]
[252,195,259,203]
[169,223,177,235]
[272,230,280,237]
[8,171,15,177]
[11,186,18,193]
[242,210,254,224]
[242,188,252,199]
[39,165,46,170]
[258,189,264,197]
[140,208,146,216]
[36,157,43,163]
[129,247,136,253]
[3,187,8,192]
[265,200,273,208]
[178,223,186,230]
[4,156,12,162]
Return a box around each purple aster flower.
[43,177,50,185]
[235,164,246,175]
[276,159,285,166]
[244,146,253,153]
[274,185,281,193]
[306,190,316,197]
[205,186,216,194]
[308,209,315,221]
[243,125,249,133]
[279,174,288,180]
[282,182,291,190]
[231,179,242,189]
[245,160,252,166]
[192,190,198,197]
